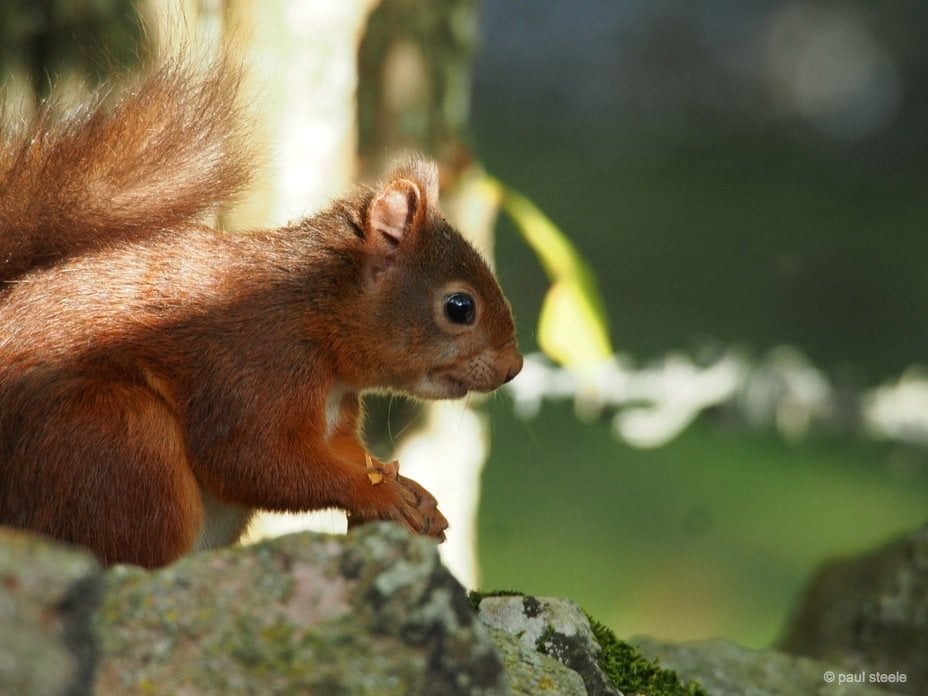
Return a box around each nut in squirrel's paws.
[365,453,399,485]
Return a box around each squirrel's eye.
[444,293,476,325]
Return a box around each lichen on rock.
[780,524,928,695]
[0,529,102,696]
[95,523,508,695]
[2,520,920,695]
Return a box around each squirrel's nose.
[503,353,523,383]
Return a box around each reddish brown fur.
[0,56,521,567]
[0,56,253,283]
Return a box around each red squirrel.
[0,56,522,568]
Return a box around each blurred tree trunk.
[146,0,378,228]
[357,0,492,253]
[222,0,379,228]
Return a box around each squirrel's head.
[354,159,522,400]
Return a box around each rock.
[0,528,102,696]
[632,637,902,696]
[16,521,893,695]
[779,524,928,695]
[95,522,508,695]
[476,594,620,695]
[483,625,588,695]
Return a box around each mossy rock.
[471,590,707,696]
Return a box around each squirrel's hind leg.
[1,377,204,567]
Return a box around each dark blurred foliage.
[473,0,928,382]
[0,0,142,99]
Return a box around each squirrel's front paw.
[393,474,448,542]
[347,468,448,542]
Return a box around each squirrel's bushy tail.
[0,55,255,283]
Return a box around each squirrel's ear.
[364,160,437,284]
[367,178,422,249]
[364,178,427,287]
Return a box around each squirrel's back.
[0,55,255,284]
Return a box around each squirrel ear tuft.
[391,158,439,207]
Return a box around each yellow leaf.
[483,176,614,366]
[539,281,613,366]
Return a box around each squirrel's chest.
[324,381,358,438]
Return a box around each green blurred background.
[471,1,928,647]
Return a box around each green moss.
[471,590,709,695]
[585,614,709,696]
